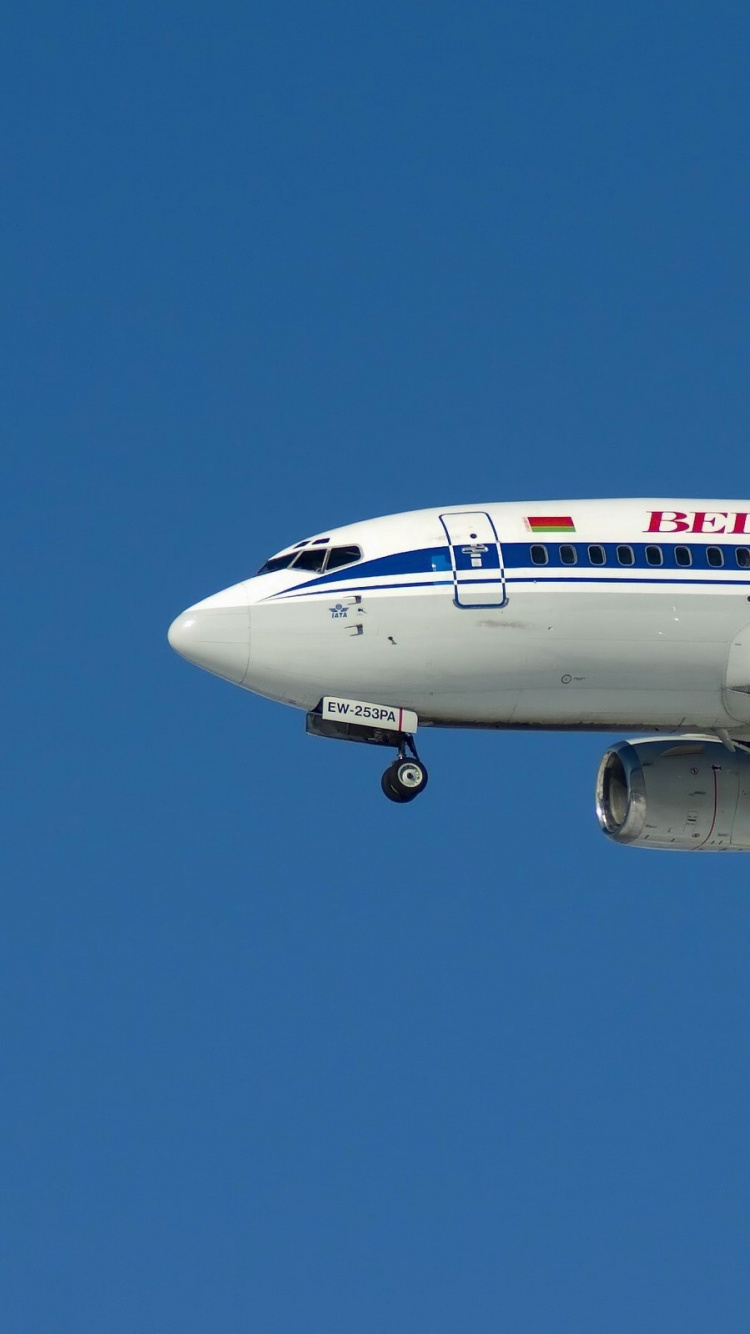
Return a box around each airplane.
[168,499,750,851]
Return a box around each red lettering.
[646,510,689,533]
[730,512,750,535]
[691,511,727,534]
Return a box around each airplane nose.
[168,586,251,685]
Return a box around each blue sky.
[4,2,750,1329]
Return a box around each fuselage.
[168,499,750,740]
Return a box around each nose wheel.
[381,750,429,803]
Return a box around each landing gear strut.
[381,737,429,804]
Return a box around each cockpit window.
[293,548,328,572]
[326,545,362,571]
[257,553,296,574]
[258,543,362,576]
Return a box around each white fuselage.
[168,499,750,740]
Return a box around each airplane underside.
[246,588,750,738]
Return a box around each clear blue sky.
[4,3,750,1329]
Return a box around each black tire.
[380,758,428,802]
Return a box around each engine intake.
[596,738,750,851]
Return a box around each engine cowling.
[596,738,750,851]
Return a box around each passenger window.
[257,553,296,574]
[588,545,606,566]
[617,545,634,566]
[326,545,362,571]
[293,549,327,572]
[675,546,692,567]
[530,545,548,566]
[646,545,663,567]
[737,548,750,569]
[559,545,577,565]
[707,547,724,568]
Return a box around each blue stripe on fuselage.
[264,540,750,599]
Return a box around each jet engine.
[595,737,750,851]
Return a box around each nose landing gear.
[305,697,429,803]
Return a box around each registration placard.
[321,697,418,733]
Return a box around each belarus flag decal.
[526,515,576,534]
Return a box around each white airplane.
[168,499,750,851]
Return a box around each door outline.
[439,511,507,608]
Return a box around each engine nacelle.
[596,738,750,851]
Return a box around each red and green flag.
[526,515,576,534]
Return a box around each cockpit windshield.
[293,549,328,572]
[257,544,362,577]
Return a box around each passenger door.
[439,511,507,607]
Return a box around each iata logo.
[646,510,750,535]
